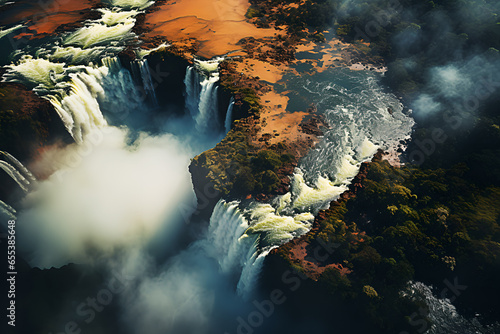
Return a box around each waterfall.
[132,59,158,106]
[0,151,36,193]
[184,66,200,117]
[0,161,30,192]
[197,76,219,132]
[183,57,224,133]
[1,5,152,144]
[0,151,36,183]
[225,96,235,133]
[138,59,158,106]
[0,200,16,219]
[206,200,265,299]
[0,24,23,40]
[207,199,314,298]
[183,65,220,132]
[207,200,250,274]
[4,55,146,143]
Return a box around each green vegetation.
[306,159,500,331]
[219,61,263,115]
[191,128,295,198]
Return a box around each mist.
[411,55,500,121]
[16,126,196,268]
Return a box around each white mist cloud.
[430,65,472,98]
[412,54,500,119]
[412,94,442,118]
[123,247,217,334]
[119,240,252,334]
[17,127,195,268]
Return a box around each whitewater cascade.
[225,96,235,133]
[131,59,158,106]
[0,152,35,218]
[206,200,264,298]
[206,67,416,296]
[106,0,155,10]
[0,151,37,193]
[184,58,224,133]
[207,199,315,298]
[3,55,148,143]
[0,200,16,219]
[0,24,23,39]
[1,5,157,144]
[63,9,137,49]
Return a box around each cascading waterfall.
[183,57,224,133]
[206,200,264,298]
[207,200,251,275]
[1,5,153,144]
[207,199,315,298]
[225,96,235,133]
[1,151,37,184]
[0,151,36,193]
[132,59,158,106]
[3,55,146,143]
[0,200,16,219]
[197,77,219,131]
[0,161,30,193]
[207,67,416,296]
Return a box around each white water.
[48,57,147,143]
[96,8,140,26]
[135,42,169,59]
[37,45,124,65]
[0,152,35,215]
[205,198,316,297]
[62,8,140,49]
[206,68,416,294]
[0,161,29,192]
[132,59,158,106]
[0,151,37,184]
[3,55,148,143]
[225,96,235,133]
[0,151,36,193]
[184,58,225,133]
[206,200,270,298]
[106,0,154,10]
[3,55,68,89]
[0,200,16,219]
[0,24,22,39]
